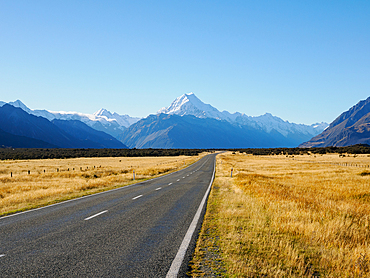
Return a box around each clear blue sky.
[1,1,369,124]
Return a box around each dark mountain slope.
[300,96,370,147]
[52,119,127,149]
[0,104,80,148]
[0,104,126,148]
[0,128,57,148]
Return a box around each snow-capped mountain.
[94,108,139,128]
[0,100,141,139]
[0,100,33,114]
[2,94,329,149]
[0,104,127,148]
[158,92,236,120]
[158,93,328,138]
[158,92,243,122]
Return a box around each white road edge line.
[155,187,162,191]
[84,210,108,221]
[132,195,143,200]
[166,157,215,278]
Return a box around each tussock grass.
[191,152,370,277]
[360,171,370,176]
[0,154,206,216]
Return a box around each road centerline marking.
[177,179,180,181]
[155,187,162,191]
[132,195,143,200]
[0,254,5,258]
[168,183,173,185]
[84,210,108,221]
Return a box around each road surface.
[0,153,216,277]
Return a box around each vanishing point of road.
[0,153,216,277]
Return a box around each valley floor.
[190,152,370,277]
[0,154,205,216]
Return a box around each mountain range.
[0,104,127,149]
[158,93,327,137]
[119,93,327,148]
[119,113,315,149]
[0,100,140,139]
[1,93,330,149]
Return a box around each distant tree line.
[1,144,370,160]
[231,144,370,156]
[0,148,212,160]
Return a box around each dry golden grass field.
[191,152,370,277]
[0,154,206,216]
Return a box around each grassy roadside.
[190,152,370,277]
[0,154,207,216]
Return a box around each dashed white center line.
[0,254,5,258]
[132,195,143,200]
[156,187,162,191]
[84,210,108,221]
[177,179,180,182]
[168,183,173,185]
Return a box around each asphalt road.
[0,153,216,277]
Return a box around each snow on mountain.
[245,113,327,137]
[159,93,223,119]
[158,93,328,137]
[94,108,140,127]
[158,93,241,121]
[311,122,329,130]
[1,100,141,138]
[1,100,33,113]
[2,95,328,143]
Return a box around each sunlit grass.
[0,154,206,216]
[191,152,370,277]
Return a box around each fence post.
[231,168,233,178]
[133,170,135,180]
[11,172,12,178]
